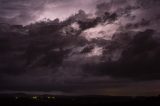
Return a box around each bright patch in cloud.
[81,23,119,41]
[71,22,80,30]
[87,46,103,57]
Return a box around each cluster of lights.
[32,96,56,100]
[48,96,56,99]
[15,96,56,100]
[32,96,38,100]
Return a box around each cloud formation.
[0,0,160,96]
[0,0,98,25]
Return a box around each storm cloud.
[0,0,98,25]
[0,0,160,96]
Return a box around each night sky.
[0,0,160,96]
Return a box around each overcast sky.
[0,0,160,96]
[0,0,99,25]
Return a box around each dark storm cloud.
[0,0,160,95]
[80,0,160,81]
[84,29,160,80]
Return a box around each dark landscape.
[1,94,160,105]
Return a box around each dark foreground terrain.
[0,94,160,105]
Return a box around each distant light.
[48,97,50,99]
[52,96,55,99]
[32,96,37,100]
[16,97,18,99]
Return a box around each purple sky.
[0,0,160,96]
